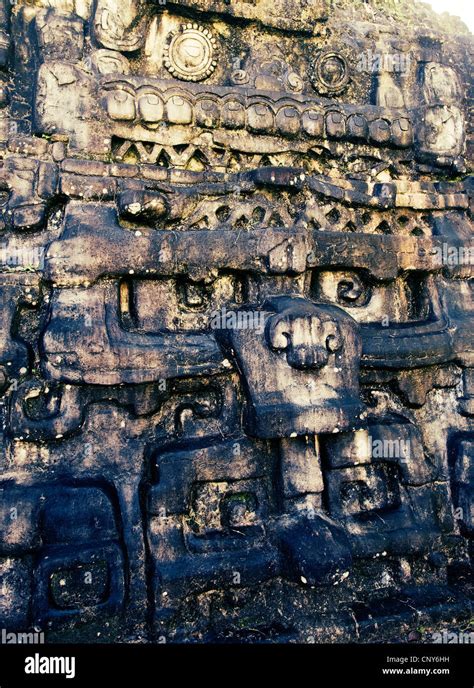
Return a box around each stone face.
[0,0,472,643]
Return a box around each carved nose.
[267,311,344,370]
[287,343,329,370]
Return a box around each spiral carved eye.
[337,279,362,302]
[336,273,369,306]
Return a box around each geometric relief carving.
[0,0,472,645]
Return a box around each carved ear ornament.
[163,24,218,82]
[310,49,351,95]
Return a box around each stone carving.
[0,0,472,644]
[93,0,147,52]
[163,24,218,82]
[311,50,350,95]
[218,296,363,437]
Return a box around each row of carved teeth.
[105,90,413,148]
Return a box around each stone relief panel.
[0,0,472,643]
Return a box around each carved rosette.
[163,23,218,82]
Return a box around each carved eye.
[315,270,372,309]
[337,278,363,303]
[336,273,370,307]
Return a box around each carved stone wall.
[0,0,472,642]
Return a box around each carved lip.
[248,400,366,439]
[361,318,454,369]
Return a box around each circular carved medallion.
[311,51,350,95]
[164,23,218,82]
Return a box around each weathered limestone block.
[217,296,363,437]
[0,0,472,643]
